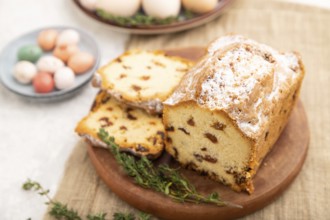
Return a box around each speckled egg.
[53,45,79,63]
[38,29,59,51]
[17,45,43,63]
[182,0,218,14]
[37,56,64,73]
[142,0,181,19]
[96,0,141,17]
[13,61,37,84]
[54,67,75,90]
[56,29,80,47]
[68,52,95,74]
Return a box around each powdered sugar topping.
[165,35,302,139]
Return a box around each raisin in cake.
[75,91,165,159]
[163,35,305,193]
[94,50,193,114]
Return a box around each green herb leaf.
[49,202,82,220]
[183,10,195,19]
[113,212,135,220]
[87,212,107,220]
[137,212,151,220]
[22,179,41,191]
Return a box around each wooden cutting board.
[86,48,309,220]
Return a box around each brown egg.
[38,29,59,51]
[68,52,95,74]
[53,45,79,63]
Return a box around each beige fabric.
[45,0,330,219]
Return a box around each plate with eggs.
[0,26,100,101]
[73,0,234,34]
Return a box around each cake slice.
[163,35,305,193]
[75,91,165,159]
[94,50,193,114]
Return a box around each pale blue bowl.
[0,26,100,101]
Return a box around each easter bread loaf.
[163,35,305,193]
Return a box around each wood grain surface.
[85,47,309,220]
[47,0,330,219]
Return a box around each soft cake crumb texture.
[99,50,191,102]
[165,102,252,190]
[76,92,165,158]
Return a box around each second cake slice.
[75,91,165,159]
[94,50,193,114]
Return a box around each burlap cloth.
[45,0,330,219]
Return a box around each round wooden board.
[87,48,310,220]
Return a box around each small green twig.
[22,179,145,220]
[87,213,107,220]
[23,179,83,220]
[23,179,53,202]
[113,211,150,220]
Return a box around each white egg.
[54,67,76,90]
[37,56,64,73]
[142,0,181,19]
[79,0,97,11]
[182,0,218,14]
[57,29,80,47]
[13,61,37,84]
[96,0,141,17]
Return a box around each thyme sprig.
[113,212,150,220]
[22,179,150,220]
[23,179,83,220]
[98,129,241,208]
[95,9,197,27]
[96,10,178,26]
